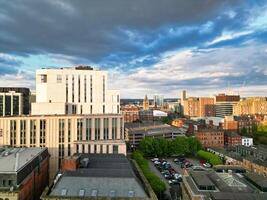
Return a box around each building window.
[10,120,16,146]
[90,75,93,103]
[103,105,105,114]
[86,119,91,140]
[20,120,26,146]
[0,95,3,116]
[68,144,71,156]
[72,75,74,102]
[104,118,109,140]
[112,118,117,139]
[95,118,100,140]
[40,74,47,83]
[68,119,71,142]
[40,119,46,147]
[66,75,68,102]
[30,120,36,147]
[78,75,80,103]
[77,119,83,141]
[59,119,65,143]
[90,105,93,114]
[57,75,62,83]
[84,75,87,102]
[117,95,119,102]
[5,95,11,116]
[113,145,118,154]
[13,95,19,115]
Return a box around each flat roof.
[0,147,46,173]
[190,171,215,187]
[244,172,267,189]
[210,192,267,200]
[49,154,148,198]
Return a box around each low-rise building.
[195,129,224,148]
[224,115,259,134]
[41,154,157,200]
[125,122,185,148]
[224,132,241,147]
[121,104,140,123]
[0,147,49,200]
[181,168,267,200]
[242,137,253,147]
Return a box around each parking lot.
[148,156,212,200]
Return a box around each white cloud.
[109,44,267,98]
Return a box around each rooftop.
[0,147,47,173]
[48,154,148,198]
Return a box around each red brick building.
[0,147,49,200]
[224,132,242,147]
[195,129,224,148]
[121,104,140,123]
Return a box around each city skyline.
[0,1,267,98]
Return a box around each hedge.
[132,151,166,195]
[197,150,223,165]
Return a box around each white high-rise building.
[31,66,120,115]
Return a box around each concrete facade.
[0,114,126,180]
[32,66,120,115]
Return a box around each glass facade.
[5,95,11,116]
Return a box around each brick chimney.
[61,156,80,171]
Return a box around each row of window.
[66,74,95,104]
[76,144,119,154]
[9,118,123,146]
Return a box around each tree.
[139,137,154,157]
[171,137,190,156]
[152,138,169,157]
[187,137,202,156]
[240,127,248,136]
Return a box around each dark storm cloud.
[0,0,240,62]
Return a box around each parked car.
[173,173,182,180]
[192,166,206,171]
[168,179,180,185]
[203,162,212,168]
[151,158,159,162]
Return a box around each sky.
[0,0,267,98]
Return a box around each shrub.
[197,150,223,165]
[132,151,166,195]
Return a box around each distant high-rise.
[183,97,215,117]
[181,90,186,105]
[233,97,267,115]
[0,87,30,116]
[215,93,240,118]
[153,95,164,107]
[143,95,149,110]
[31,66,120,115]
